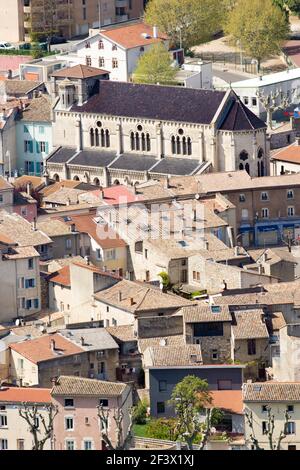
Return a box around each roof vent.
[141,33,151,39]
[211,305,221,314]
[159,338,167,347]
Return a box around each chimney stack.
[70,223,76,233]
[26,182,31,196]
[118,291,122,302]
[80,336,85,346]
[205,240,209,250]
[32,217,37,231]
[234,246,239,257]
[165,175,171,189]
[50,339,56,352]
[85,256,90,266]
[100,189,105,200]
[153,25,158,39]
[130,297,134,306]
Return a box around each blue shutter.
[36,141,40,154]
[34,299,39,309]
[45,142,49,154]
[30,141,33,153]
[25,279,29,289]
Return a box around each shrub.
[145,418,178,441]
[132,400,148,425]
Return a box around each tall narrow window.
[146,133,151,151]
[90,129,94,147]
[105,129,110,147]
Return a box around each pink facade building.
[51,376,132,450]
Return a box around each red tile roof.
[271,142,300,164]
[10,334,84,364]
[92,185,143,205]
[63,213,127,249]
[0,56,33,73]
[210,390,243,415]
[100,23,168,49]
[49,265,71,287]
[0,386,51,404]
[282,40,300,67]
[51,64,109,79]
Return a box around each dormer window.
[98,40,104,49]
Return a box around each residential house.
[51,375,133,451]
[13,191,38,223]
[92,278,194,329]
[0,106,18,177]
[209,390,244,435]
[73,22,169,82]
[0,177,13,213]
[106,325,142,384]
[248,247,299,282]
[243,382,300,450]
[37,219,80,259]
[0,210,52,260]
[0,332,28,382]
[0,0,144,42]
[231,309,270,380]
[271,139,300,176]
[16,95,53,177]
[272,323,300,382]
[60,212,128,271]
[0,80,46,104]
[143,342,244,418]
[9,328,119,387]
[181,304,233,364]
[0,231,41,322]
[0,387,52,450]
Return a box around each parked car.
[49,36,67,45]
[0,42,15,50]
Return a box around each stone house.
[37,218,80,260]
[9,329,119,387]
[181,304,233,364]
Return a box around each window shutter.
[36,141,40,153]
[45,142,49,154]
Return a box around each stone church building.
[46,65,269,187]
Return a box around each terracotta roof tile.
[210,390,243,415]
[0,387,51,404]
[0,176,13,191]
[146,344,202,367]
[94,279,194,314]
[232,309,269,340]
[243,382,300,402]
[10,333,84,364]
[100,23,168,49]
[51,375,127,396]
[138,335,185,354]
[51,64,109,79]
[181,305,232,323]
[49,265,71,287]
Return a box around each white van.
[0,42,15,50]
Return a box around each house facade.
[51,375,133,450]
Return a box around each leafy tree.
[132,400,148,425]
[158,271,171,291]
[18,403,58,450]
[133,43,177,85]
[273,0,300,17]
[145,0,224,50]
[170,375,223,450]
[225,0,290,71]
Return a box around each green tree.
[132,400,149,425]
[273,0,300,17]
[225,0,290,71]
[145,0,224,50]
[133,43,177,85]
[170,376,223,450]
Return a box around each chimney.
[100,189,105,200]
[26,182,31,196]
[69,223,76,233]
[102,265,107,272]
[50,339,56,352]
[51,376,58,386]
[234,246,239,257]
[153,25,158,39]
[85,256,90,266]
[118,291,122,302]
[258,264,263,274]
[32,217,37,231]
[165,175,171,189]
[205,240,209,250]
[296,136,300,146]
[66,197,71,206]
[193,209,197,222]
[80,336,85,346]
[130,297,134,306]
